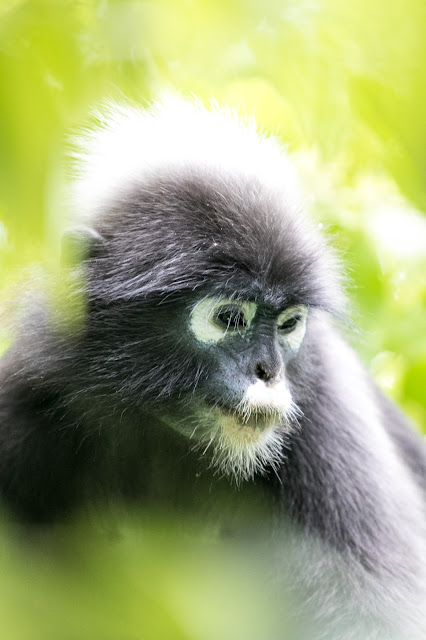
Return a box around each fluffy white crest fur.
[70,95,347,315]
[70,94,302,220]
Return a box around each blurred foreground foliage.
[0,512,302,640]
[0,1,425,638]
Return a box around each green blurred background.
[0,0,425,638]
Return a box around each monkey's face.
[76,172,338,482]
[158,295,308,482]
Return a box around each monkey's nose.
[255,362,278,384]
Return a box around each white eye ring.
[190,297,257,344]
[277,305,308,349]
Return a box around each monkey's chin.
[189,406,294,484]
[206,409,284,482]
[162,404,296,483]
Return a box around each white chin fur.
[211,420,287,484]
[164,381,298,483]
[198,392,300,484]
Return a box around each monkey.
[0,97,425,638]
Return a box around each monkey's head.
[65,97,344,482]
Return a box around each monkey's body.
[0,98,425,638]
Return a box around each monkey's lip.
[207,402,281,430]
[232,412,280,429]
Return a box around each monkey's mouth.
[207,402,283,430]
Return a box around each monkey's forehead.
[70,96,346,315]
[70,94,301,222]
[79,165,333,303]
[83,183,342,314]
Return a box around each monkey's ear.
[61,225,105,266]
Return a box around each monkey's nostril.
[255,363,273,382]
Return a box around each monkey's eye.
[213,306,248,332]
[277,306,308,348]
[190,297,256,344]
[278,314,302,334]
